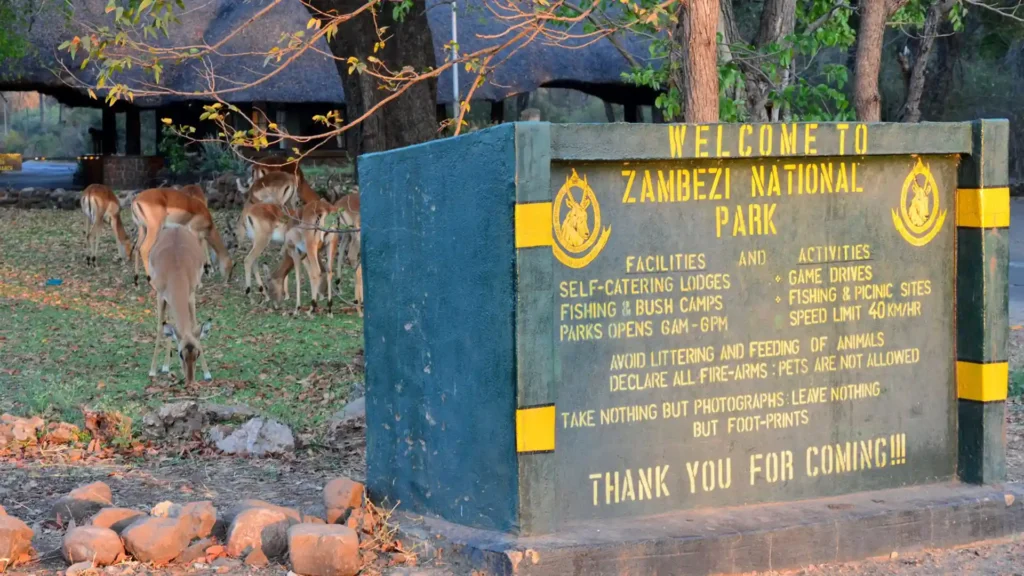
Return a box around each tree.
[677,0,720,122]
[307,0,437,154]
[853,0,908,120]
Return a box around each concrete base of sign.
[397,482,1024,575]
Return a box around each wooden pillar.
[604,101,616,123]
[102,106,117,155]
[623,104,640,123]
[490,100,505,125]
[516,93,530,117]
[126,107,141,155]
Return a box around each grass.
[0,208,364,436]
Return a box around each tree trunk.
[720,0,796,121]
[921,21,959,120]
[853,0,887,121]
[676,0,720,122]
[899,0,955,122]
[307,1,437,154]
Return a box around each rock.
[151,501,182,518]
[45,422,80,444]
[215,417,295,457]
[121,517,192,565]
[205,425,234,444]
[174,538,213,565]
[66,560,95,576]
[1,414,45,443]
[1006,493,1015,507]
[87,508,146,534]
[324,477,364,524]
[180,501,217,539]
[142,401,204,440]
[288,524,360,576]
[244,549,269,567]
[328,397,366,450]
[225,507,292,559]
[304,515,326,525]
[52,482,114,526]
[21,187,34,193]
[62,526,124,566]
[203,403,256,424]
[0,515,34,572]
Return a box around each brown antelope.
[179,183,207,204]
[147,226,213,384]
[131,188,233,284]
[238,156,319,205]
[80,184,133,266]
[325,192,361,316]
[237,172,300,207]
[238,199,331,312]
[268,193,359,315]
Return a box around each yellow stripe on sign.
[516,405,555,453]
[957,188,1010,228]
[957,361,1008,402]
[515,202,553,248]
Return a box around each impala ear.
[197,320,212,340]
[162,323,179,341]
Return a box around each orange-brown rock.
[120,517,192,564]
[62,526,124,566]
[180,501,217,539]
[87,508,146,534]
[323,478,363,512]
[52,481,114,525]
[288,524,360,576]
[225,507,292,559]
[0,515,34,573]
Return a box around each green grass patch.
[0,208,364,436]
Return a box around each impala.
[147,226,213,385]
[80,184,133,266]
[237,172,300,207]
[325,193,361,315]
[239,156,319,205]
[179,183,207,204]
[237,199,331,312]
[131,188,233,284]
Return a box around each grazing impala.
[237,199,331,312]
[179,183,207,204]
[147,226,213,384]
[80,184,133,266]
[325,193,361,315]
[131,188,233,284]
[247,155,319,205]
[237,172,300,207]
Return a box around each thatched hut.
[2,0,654,180]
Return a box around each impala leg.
[90,217,105,266]
[133,225,145,285]
[149,298,166,377]
[355,263,364,318]
[244,233,270,300]
[290,250,303,316]
[190,296,212,381]
[138,223,160,283]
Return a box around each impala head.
[119,238,134,263]
[163,320,212,385]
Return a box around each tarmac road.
[1010,198,1024,327]
[0,160,77,190]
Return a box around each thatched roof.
[3,0,653,108]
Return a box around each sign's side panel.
[361,124,520,532]
[546,151,957,524]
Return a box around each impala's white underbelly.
[272,229,286,243]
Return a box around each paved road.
[0,160,77,190]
